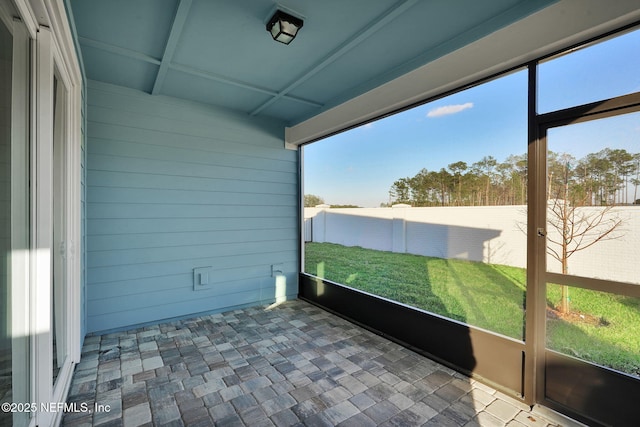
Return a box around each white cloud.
[427,102,473,118]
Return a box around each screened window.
[538,27,640,113]
[303,69,528,340]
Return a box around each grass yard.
[305,242,640,378]
[546,284,640,377]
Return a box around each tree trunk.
[560,266,570,313]
[560,178,570,314]
[560,229,570,313]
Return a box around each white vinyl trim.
[33,25,56,427]
[11,0,38,38]
[2,8,34,427]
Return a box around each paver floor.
[62,299,568,427]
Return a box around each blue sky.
[303,27,640,207]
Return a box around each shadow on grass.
[442,260,526,338]
[306,243,460,322]
[441,259,487,326]
[305,242,528,339]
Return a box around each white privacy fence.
[304,205,640,285]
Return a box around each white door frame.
[5,1,83,426]
[1,4,32,427]
[34,23,81,427]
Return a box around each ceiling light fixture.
[266,9,304,45]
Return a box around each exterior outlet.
[271,264,284,277]
[193,267,213,291]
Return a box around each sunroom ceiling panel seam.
[152,0,193,95]
[249,0,421,117]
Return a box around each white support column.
[392,204,410,253]
[312,205,331,243]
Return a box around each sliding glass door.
[52,71,69,388]
[33,27,79,424]
[1,3,81,425]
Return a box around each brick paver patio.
[62,300,573,426]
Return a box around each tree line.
[303,194,360,208]
[388,148,640,207]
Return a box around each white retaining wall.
[304,206,640,285]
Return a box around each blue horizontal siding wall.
[86,80,298,333]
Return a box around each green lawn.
[546,284,640,376]
[305,242,640,377]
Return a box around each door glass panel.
[546,113,640,285]
[0,17,13,426]
[1,15,30,427]
[52,73,67,386]
[546,283,640,378]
